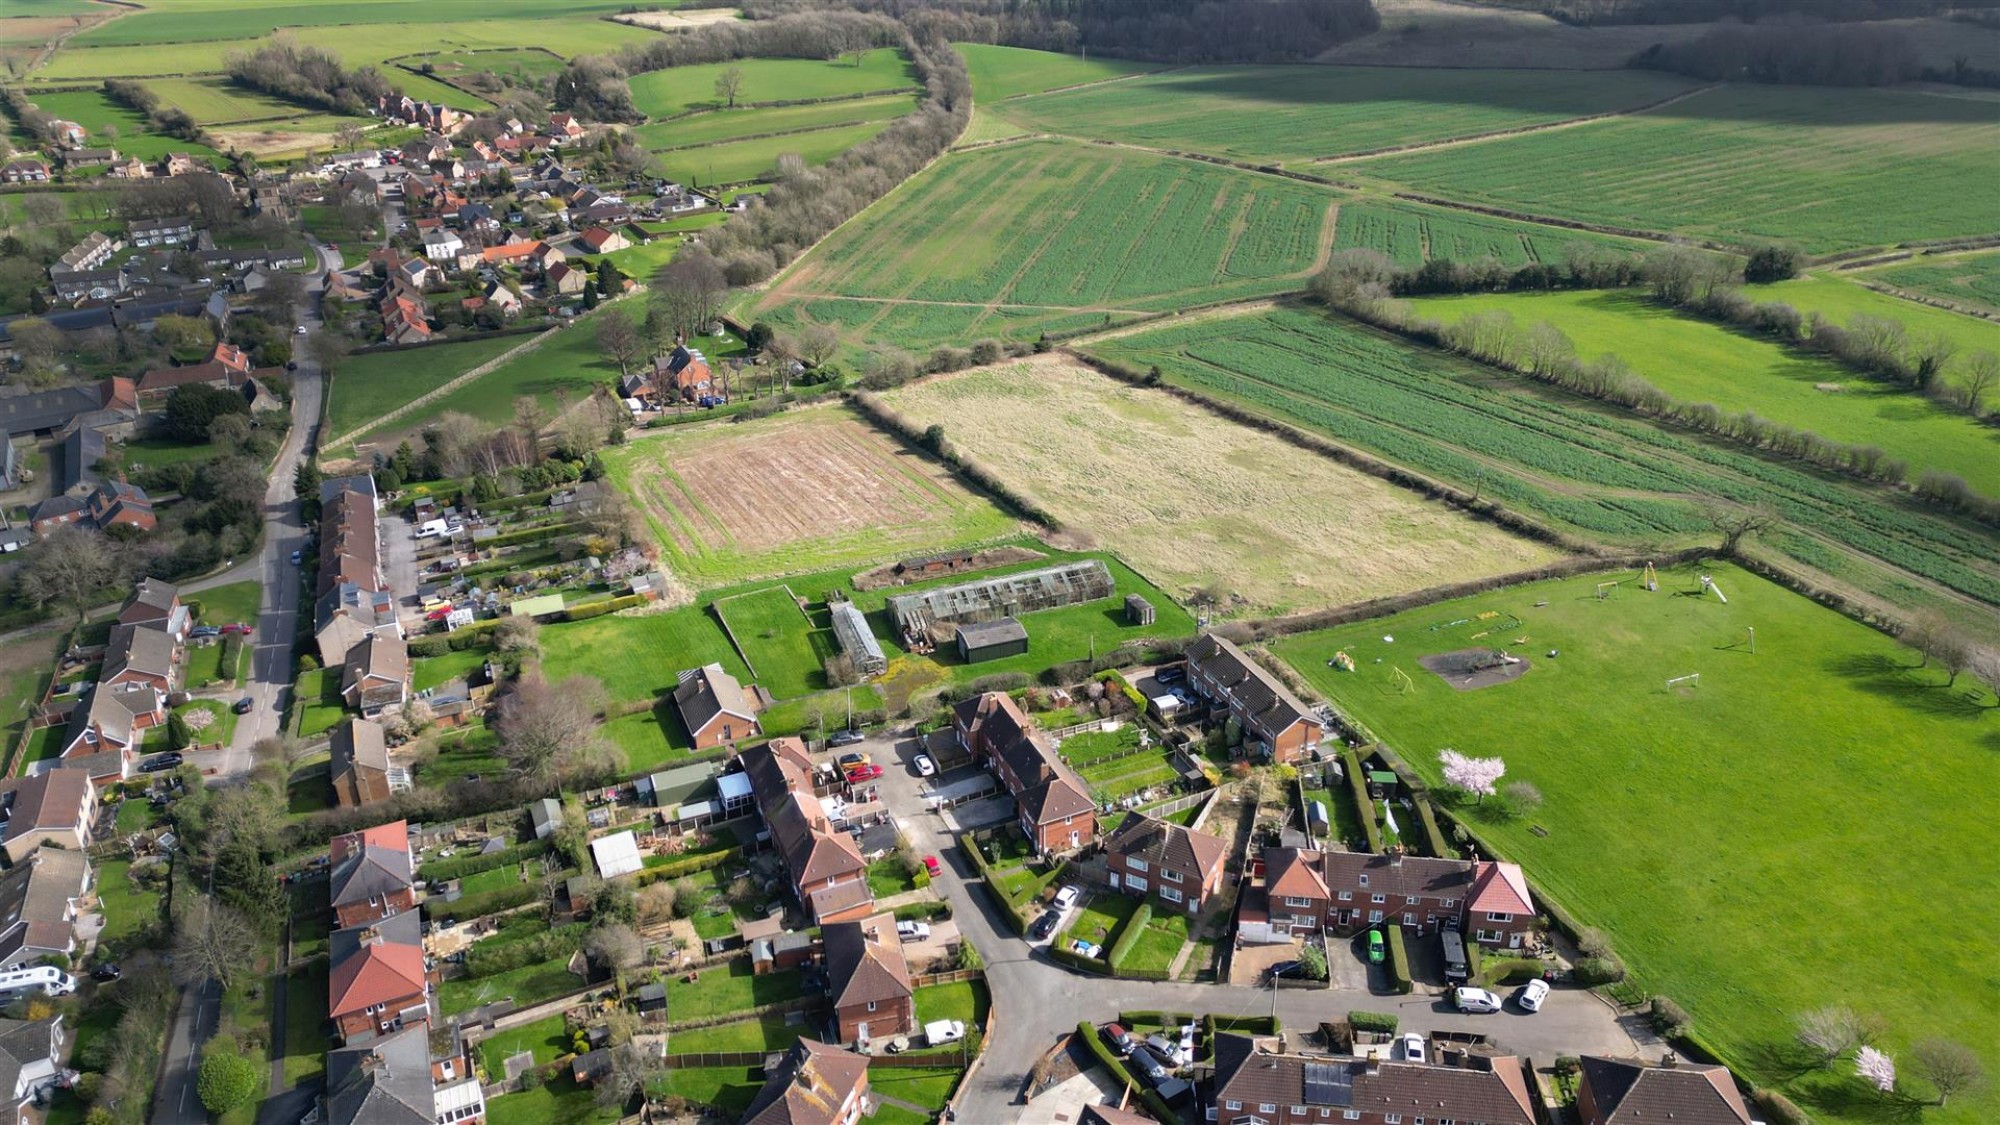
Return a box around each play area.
[1417,647,1531,691]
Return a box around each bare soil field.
[605,406,1019,588]
[613,8,744,32]
[877,358,1562,616]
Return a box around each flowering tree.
[1856,1046,1897,1094]
[1440,750,1506,803]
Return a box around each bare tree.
[7,318,67,384]
[307,330,350,375]
[1642,244,1725,307]
[1705,504,1775,555]
[585,923,643,975]
[594,306,644,379]
[799,324,839,368]
[636,881,678,925]
[1796,1006,1873,1067]
[423,412,484,478]
[512,395,547,457]
[714,65,744,109]
[171,898,260,990]
[593,1041,662,1110]
[495,673,608,781]
[653,253,726,340]
[1956,350,1998,417]
[334,122,366,153]
[1910,1039,1984,1106]
[491,614,540,655]
[18,526,121,622]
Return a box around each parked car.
[295,325,308,335]
[232,697,254,715]
[1367,929,1386,963]
[1030,910,1061,940]
[1101,1023,1135,1056]
[142,753,183,773]
[1071,939,1101,958]
[827,728,865,747]
[1452,987,1503,1014]
[1052,885,1081,911]
[1400,1033,1426,1064]
[289,550,302,564]
[1129,1046,1167,1082]
[844,765,883,783]
[190,625,221,639]
[1177,1023,1196,1060]
[1267,959,1303,981]
[1514,978,1550,1013]
[90,963,120,982]
[923,855,942,879]
[1153,665,1184,685]
[882,1036,910,1054]
[913,753,937,777]
[835,752,870,770]
[221,622,251,634]
[924,1020,965,1047]
[1145,1033,1186,1068]
[895,920,931,943]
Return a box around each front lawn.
[866,858,917,900]
[1062,892,1140,948]
[95,859,163,947]
[913,980,989,1030]
[296,668,344,738]
[1119,912,1190,974]
[867,1067,962,1112]
[194,580,261,628]
[663,960,805,1024]
[439,956,582,1015]
[171,699,235,749]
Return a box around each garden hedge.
[1465,938,1483,984]
[1105,902,1153,973]
[1412,795,1453,858]
[431,881,538,920]
[634,846,740,886]
[893,901,952,922]
[1048,940,1111,975]
[1342,749,1384,853]
[1384,926,1413,994]
[1480,957,1543,987]
[422,839,550,882]
[563,594,647,622]
[1349,1010,1398,1034]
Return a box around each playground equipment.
[1391,666,1415,695]
[1596,581,1621,600]
[1700,575,1729,603]
[1642,562,1659,592]
[1328,651,1355,672]
[1665,672,1701,690]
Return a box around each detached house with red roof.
[1103,809,1229,915]
[674,664,761,750]
[577,226,628,254]
[953,692,1095,855]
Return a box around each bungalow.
[0,160,49,184]
[101,622,179,694]
[328,909,431,1042]
[0,846,91,970]
[0,1015,66,1120]
[1102,810,1229,915]
[128,215,196,248]
[673,663,760,750]
[0,769,98,866]
[741,1038,871,1125]
[953,692,1094,855]
[1577,1055,1754,1125]
[577,226,628,254]
[58,147,116,171]
[545,260,587,295]
[329,820,416,929]
[329,718,393,809]
[1183,633,1323,763]
[822,917,914,1045]
[118,576,190,640]
[1209,1033,1536,1125]
[341,633,410,716]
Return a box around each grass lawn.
[651,1066,766,1116]
[913,980,989,1029]
[1061,891,1140,948]
[327,333,530,442]
[296,668,344,738]
[19,88,222,160]
[439,956,582,1015]
[423,727,509,785]
[866,1067,961,1112]
[716,586,829,700]
[665,1013,800,1053]
[458,863,530,897]
[484,1075,622,1125]
[194,580,261,627]
[540,601,747,715]
[480,1012,572,1075]
[411,645,491,694]
[664,960,805,1025]
[348,322,610,452]
[281,961,330,1085]
[958,43,1162,102]
[628,49,916,118]
[866,858,917,900]
[18,725,64,772]
[116,437,225,472]
[636,93,919,152]
[172,698,236,748]
[95,859,163,947]
[1271,560,2000,1125]
[113,798,156,833]
[1118,912,1190,974]
[1764,273,2000,363]
[1406,288,2000,496]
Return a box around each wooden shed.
[956,617,1029,664]
[1124,594,1155,625]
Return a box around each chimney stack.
[1662,1051,1679,1069]
[359,926,382,946]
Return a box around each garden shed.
[1125,594,1155,625]
[956,617,1029,664]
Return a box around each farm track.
[1307,81,1720,166]
[22,7,127,74]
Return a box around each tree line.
[100,79,207,146]
[224,41,399,117]
[823,0,1380,63]
[1631,21,1921,86]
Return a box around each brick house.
[822,916,913,1045]
[0,769,97,865]
[1183,633,1323,763]
[1577,1055,1753,1125]
[952,692,1095,855]
[1102,810,1228,915]
[56,685,155,785]
[0,846,91,970]
[117,577,189,641]
[673,664,761,750]
[341,633,410,716]
[741,737,872,923]
[1209,1033,1536,1125]
[1261,846,1540,949]
[741,1038,871,1125]
[100,623,179,694]
[329,821,416,930]
[329,718,393,809]
[327,909,430,1043]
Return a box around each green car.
[1367,930,1386,964]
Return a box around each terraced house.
[740,737,873,923]
[823,917,915,1046]
[1209,1033,1536,1125]
[1102,809,1229,914]
[1257,846,1539,949]
[1183,634,1323,763]
[953,692,1095,855]
[327,821,429,1043]
[741,1037,872,1125]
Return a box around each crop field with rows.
[1088,307,2000,618]
[1330,200,1648,268]
[66,0,643,45]
[1353,84,2000,253]
[987,66,1697,165]
[1868,250,2000,313]
[635,94,919,152]
[1758,274,2000,358]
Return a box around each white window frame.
[1337,891,1352,902]
[1160,886,1184,904]
[1369,910,1383,923]
[1486,911,1513,922]
[1371,893,1386,904]
[1161,867,1183,884]
[1358,874,1369,887]
[1128,857,1149,873]
[1225,1101,1242,1111]
[1284,896,1313,908]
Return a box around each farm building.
[1125,594,1155,625]
[893,550,977,581]
[957,618,1029,664]
[829,601,887,677]
[886,560,1113,639]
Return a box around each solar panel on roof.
[1303,1062,1354,1106]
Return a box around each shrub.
[1349,1010,1399,1034]
[636,846,740,886]
[1751,1088,1810,1125]
[1343,749,1383,852]
[894,900,952,922]
[1573,956,1626,986]
[1298,943,1328,981]
[1106,902,1153,973]
[197,1051,261,1114]
[1384,926,1412,994]
[409,635,452,659]
[1479,957,1544,987]
[1650,995,1692,1036]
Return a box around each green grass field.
[957,43,1162,102]
[407,47,567,82]
[67,0,643,45]
[988,66,1696,165]
[1332,199,1649,269]
[139,77,320,123]
[1405,288,2000,495]
[19,89,219,160]
[1270,561,2000,1125]
[654,120,899,188]
[1760,274,2000,361]
[634,93,920,151]
[1119,912,1191,974]
[715,586,830,700]
[627,48,915,119]
[438,955,580,1014]
[1087,306,2000,620]
[349,324,620,453]
[327,333,528,442]
[1867,250,2000,313]
[479,1013,571,1076]
[1354,84,2000,253]
[740,139,1338,347]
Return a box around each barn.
[887,560,1114,640]
[829,600,887,677]
[956,617,1029,664]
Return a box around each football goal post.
[1391,666,1415,695]
[1596,580,1621,600]
[1665,672,1701,690]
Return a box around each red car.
[923,855,942,879]
[845,765,883,783]
[220,623,252,634]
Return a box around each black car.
[827,729,865,747]
[232,697,255,714]
[91,963,120,982]
[1267,959,1303,980]
[1029,910,1061,940]
[142,753,183,773]
[1153,665,1184,685]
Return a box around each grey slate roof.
[327,1022,433,1125]
[329,840,415,912]
[1185,632,1321,743]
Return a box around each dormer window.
[1358,874,1369,887]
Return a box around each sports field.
[634,94,920,151]
[604,406,1019,588]
[1867,250,2000,314]
[325,334,529,444]
[742,140,1339,347]
[1331,199,1648,269]
[1405,289,2000,495]
[1086,306,2000,619]
[1271,561,2000,1124]
[878,358,1561,615]
[957,43,1161,102]
[654,120,899,188]
[1353,84,2000,253]
[987,66,1697,165]
[627,49,916,119]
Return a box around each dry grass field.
[603,406,1019,588]
[878,358,1561,615]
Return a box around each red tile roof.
[1468,861,1534,917]
[328,940,426,1018]
[330,820,409,864]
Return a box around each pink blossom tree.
[1440,749,1506,803]
[1856,1046,1897,1094]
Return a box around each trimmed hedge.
[1048,941,1112,975]
[893,901,952,922]
[1105,902,1153,973]
[1480,957,1544,987]
[1751,1088,1810,1125]
[1465,938,1484,984]
[1207,1014,1279,1035]
[431,880,539,920]
[1384,926,1413,994]
[1349,1010,1399,1034]
[1411,796,1453,859]
[634,845,740,886]
[564,594,646,622]
[422,838,549,882]
[1118,1011,1193,1028]
[1343,749,1384,853]
[1075,1020,1176,1124]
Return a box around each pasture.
[1353,84,2000,253]
[653,120,898,188]
[987,65,1696,165]
[1331,199,1649,268]
[1760,273,2000,359]
[1086,306,2000,621]
[627,49,916,119]
[1868,250,2000,314]
[19,89,219,159]
[1270,561,2000,1125]
[407,47,567,83]
[325,334,529,444]
[715,586,830,700]
[138,77,315,124]
[634,93,919,151]
[958,43,1161,102]
[1404,288,2000,495]
[877,357,1560,615]
[603,405,1019,589]
[66,0,645,45]
[742,140,1339,347]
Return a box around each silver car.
[1452,986,1503,1014]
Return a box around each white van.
[924,1019,965,1047]
[415,519,450,540]
[0,965,76,1000]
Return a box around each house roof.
[1105,810,1227,886]
[0,1016,59,1102]
[994,731,1092,825]
[1467,861,1535,918]
[1320,850,1475,903]
[1211,1034,1535,1125]
[343,632,409,688]
[673,663,757,737]
[1579,1056,1753,1125]
[956,617,1027,649]
[121,576,180,619]
[822,918,911,1011]
[327,1023,433,1125]
[768,791,866,889]
[590,830,644,879]
[329,718,389,785]
[329,823,413,907]
[952,691,1031,753]
[1265,846,1332,902]
[64,684,160,753]
[0,768,93,846]
[740,1038,870,1125]
[1185,632,1322,743]
[1079,1105,1154,1125]
[328,912,427,1020]
[0,846,90,966]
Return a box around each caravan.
[0,965,76,1000]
